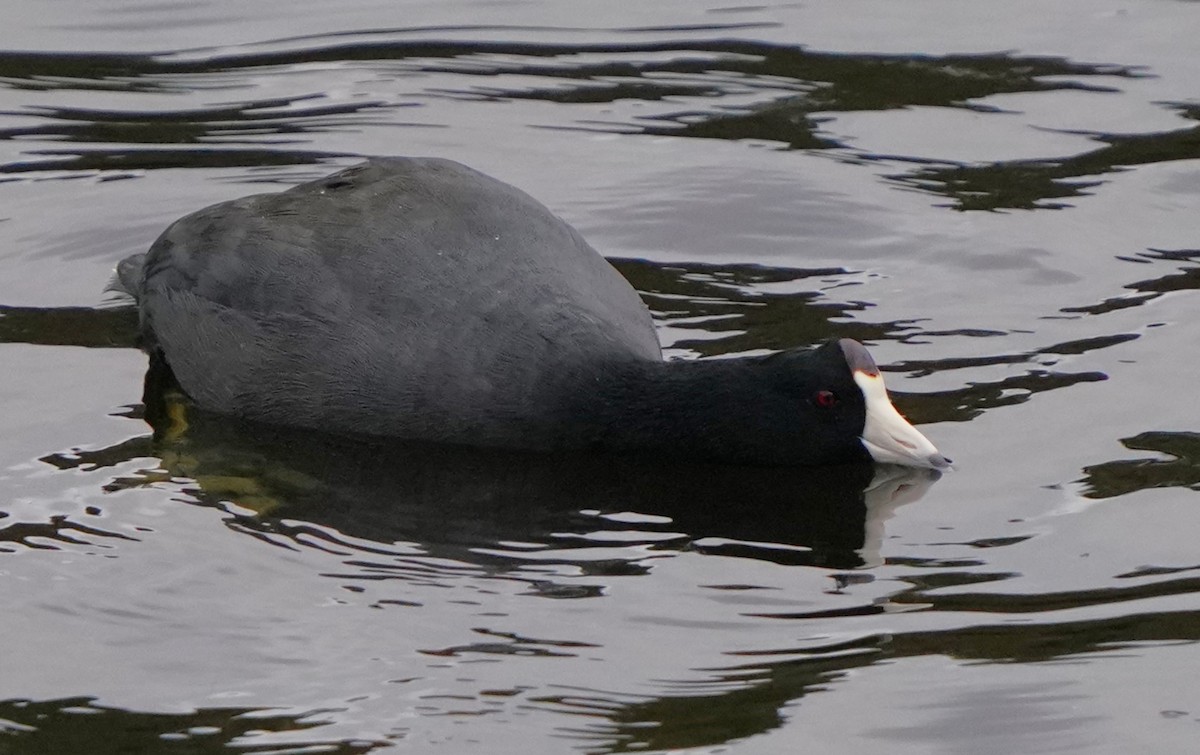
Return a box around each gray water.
[2,1,1199,752]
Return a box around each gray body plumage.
[123,158,661,448]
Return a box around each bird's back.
[129,157,662,444]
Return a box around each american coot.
[115,157,949,469]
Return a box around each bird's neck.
[551,356,808,465]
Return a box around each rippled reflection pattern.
[2,2,1200,753]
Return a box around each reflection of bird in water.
[50,357,939,573]
[111,157,948,469]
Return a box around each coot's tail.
[105,253,146,303]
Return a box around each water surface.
[2,1,1199,752]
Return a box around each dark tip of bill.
[838,338,880,376]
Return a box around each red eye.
[814,390,838,408]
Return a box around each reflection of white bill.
[859,465,943,568]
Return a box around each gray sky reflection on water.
[1,0,1200,753]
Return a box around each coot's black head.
[764,339,950,469]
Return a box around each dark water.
[2,2,1199,753]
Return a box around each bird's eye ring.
[814,390,838,409]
